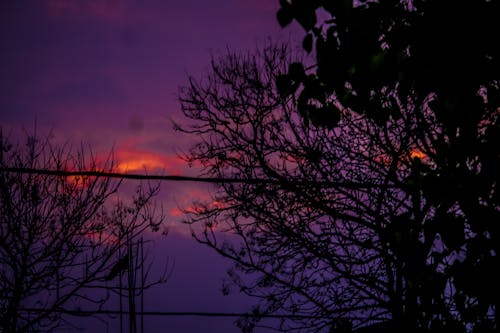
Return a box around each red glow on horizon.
[113,148,185,174]
[410,149,426,160]
[170,199,227,217]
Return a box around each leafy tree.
[0,129,167,332]
[177,39,499,333]
[275,1,500,331]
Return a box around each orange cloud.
[116,156,165,173]
[170,206,194,217]
[66,174,93,189]
[170,200,227,217]
[408,147,435,167]
[113,148,185,174]
[410,149,426,160]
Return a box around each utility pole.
[140,237,144,333]
[127,232,137,333]
[119,242,123,333]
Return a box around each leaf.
[293,5,317,31]
[438,215,465,250]
[276,74,297,97]
[277,7,294,27]
[369,51,386,74]
[323,0,353,16]
[302,33,313,53]
[279,0,290,7]
[310,103,341,128]
[288,62,305,81]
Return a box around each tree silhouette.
[177,40,499,332]
[0,129,167,332]
[106,254,130,281]
[276,1,500,331]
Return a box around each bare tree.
[0,129,167,332]
[176,43,499,332]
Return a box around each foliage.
[177,37,500,333]
[276,0,500,129]
[275,0,500,331]
[0,130,166,332]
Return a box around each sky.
[0,1,301,332]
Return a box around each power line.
[0,167,395,189]
[1,167,226,183]
[17,308,326,320]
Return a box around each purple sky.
[0,1,301,332]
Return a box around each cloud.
[113,147,185,174]
[167,185,230,236]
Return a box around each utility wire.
[17,308,325,319]
[0,167,396,189]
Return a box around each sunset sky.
[0,1,300,332]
